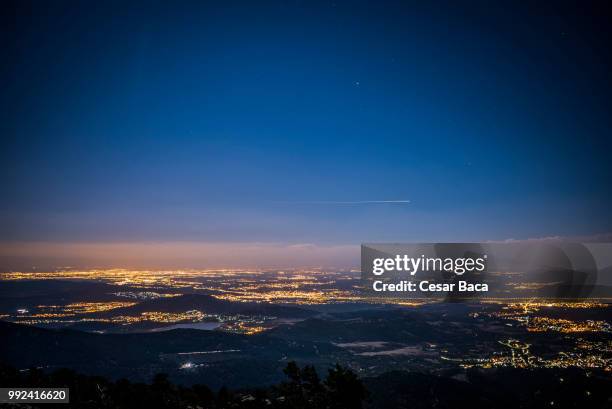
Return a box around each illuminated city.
[1,268,610,374]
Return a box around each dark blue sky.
[2,0,612,251]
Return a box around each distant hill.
[0,280,121,311]
[266,306,498,344]
[0,321,346,388]
[100,293,317,318]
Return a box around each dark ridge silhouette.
[0,361,367,409]
[1,361,610,409]
[0,321,348,388]
[98,293,317,318]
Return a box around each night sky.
[1,1,611,267]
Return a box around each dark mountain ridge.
[98,293,316,318]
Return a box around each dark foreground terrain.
[0,361,610,409]
[1,319,611,408]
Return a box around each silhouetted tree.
[325,364,368,409]
[276,361,367,409]
[192,383,215,407]
[217,385,232,407]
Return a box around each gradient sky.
[1,1,611,267]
